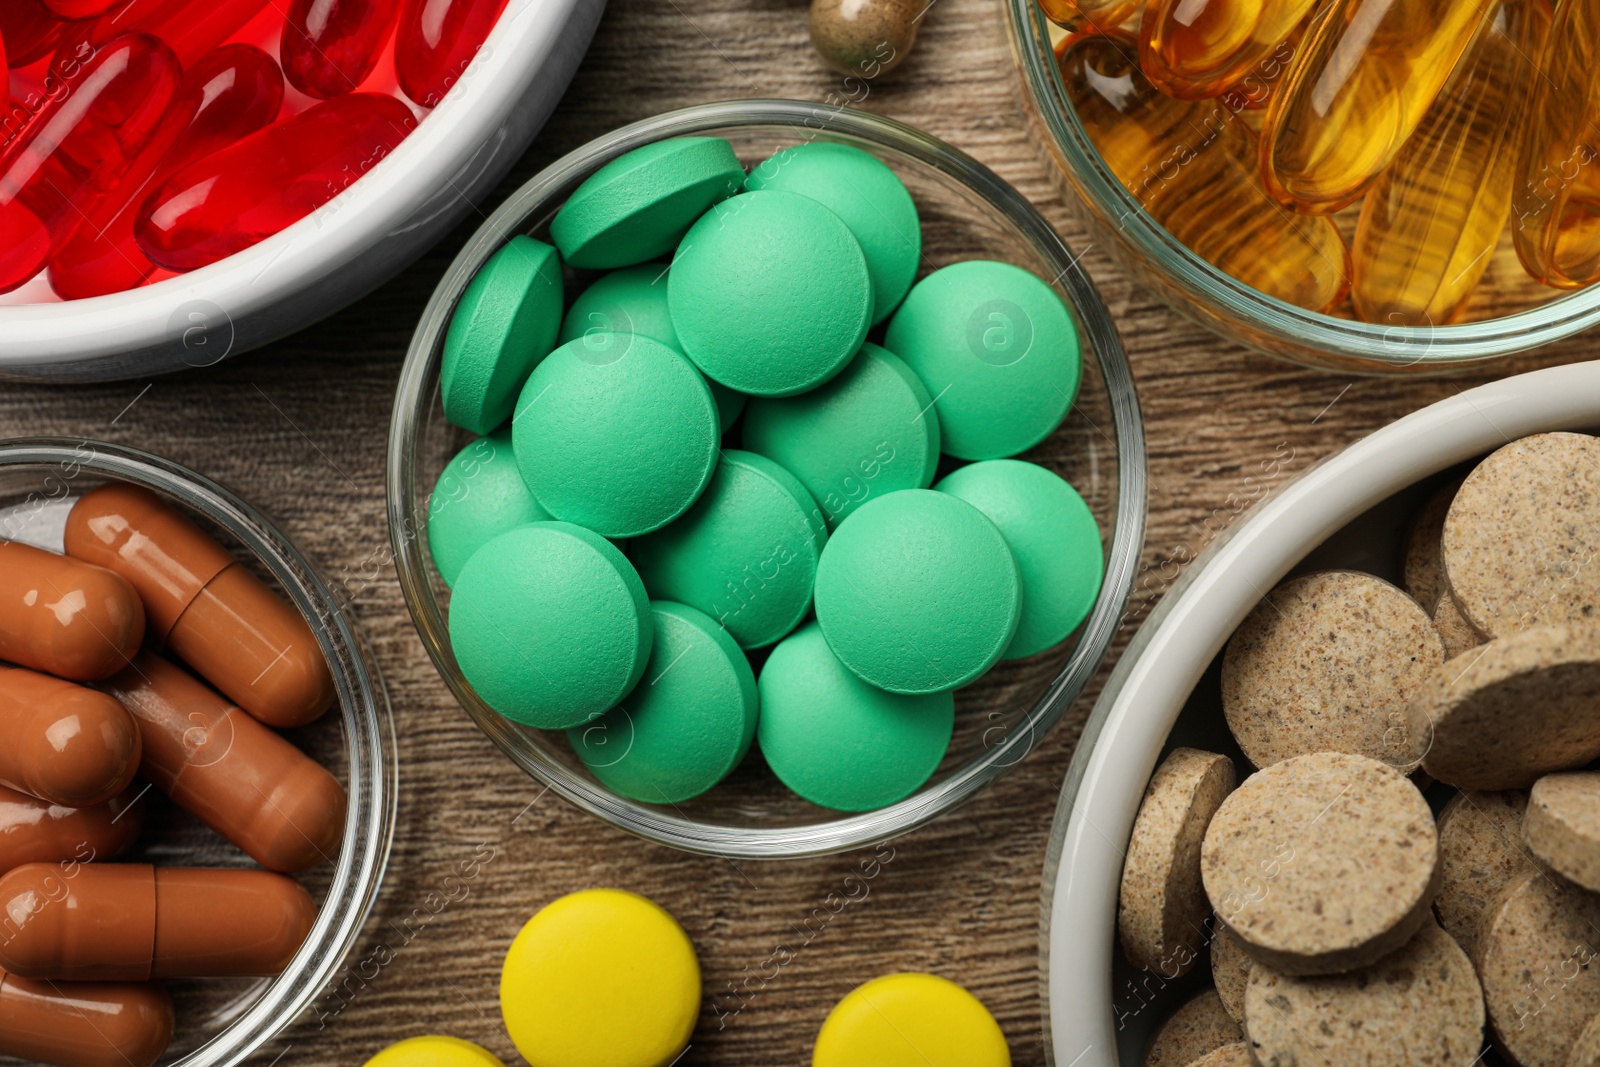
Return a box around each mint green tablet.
[631,450,826,650]
[428,429,551,588]
[449,522,651,730]
[936,460,1103,659]
[569,601,758,804]
[441,236,563,434]
[669,190,872,397]
[885,260,1081,460]
[758,622,953,811]
[550,138,745,269]
[741,343,939,528]
[744,142,920,325]
[813,489,1019,694]
[512,334,720,539]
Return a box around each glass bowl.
[0,439,396,1067]
[389,99,1147,859]
[1004,3,1600,374]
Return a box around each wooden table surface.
[0,1,1590,1063]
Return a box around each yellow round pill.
[813,973,1010,1067]
[362,1036,506,1067]
[500,888,700,1067]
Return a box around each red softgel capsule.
[1,1,71,68]
[41,0,124,18]
[282,0,402,99]
[50,44,284,300]
[0,33,180,295]
[61,0,271,68]
[135,92,417,271]
[395,0,506,108]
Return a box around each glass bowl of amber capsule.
[1006,0,1600,372]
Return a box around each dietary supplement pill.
[1523,771,1600,893]
[427,429,550,588]
[0,784,142,876]
[0,667,140,809]
[363,1036,506,1067]
[1432,789,1534,959]
[0,969,173,1067]
[0,540,143,681]
[1143,990,1240,1067]
[812,973,1009,1067]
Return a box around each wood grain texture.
[0,0,1589,1062]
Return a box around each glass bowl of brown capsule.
[1006,0,1600,373]
[389,99,1147,860]
[0,439,395,1067]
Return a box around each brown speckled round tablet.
[1479,870,1600,1067]
[1222,571,1442,773]
[1201,752,1439,976]
[1443,433,1600,638]
[1243,921,1484,1066]
[1434,790,1535,960]
[1120,749,1238,975]
[1434,592,1486,660]
[1569,1014,1600,1067]
[1405,478,1462,614]
[1145,990,1241,1067]
[1210,923,1252,1025]
[1410,623,1600,790]
[1525,772,1600,892]
[1183,1044,1252,1067]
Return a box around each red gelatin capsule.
[0,33,180,295]
[50,44,284,300]
[135,92,417,271]
[283,0,402,99]
[41,0,125,18]
[395,0,506,108]
[0,2,70,69]
[62,0,271,68]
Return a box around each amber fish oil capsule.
[1140,0,1318,102]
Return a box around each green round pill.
[441,236,564,434]
[568,601,758,804]
[935,460,1104,660]
[668,189,872,397]
[449,522,651,730]
[512,334,720,539]
[884,260,1082,460]
[428,429,551,588]
[631,450,826,650]
[744,142,920,325]
[742,343,939,528]
[550,137,745,270]
[558,265,746,432]
[757,621,953,811]
[814,489,1020,694]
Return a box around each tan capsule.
[0,541,144,682]
[0,862,315,980]
[102,652,344,873]
[0,784,143,875]
[0,968,173,1067]
[64,483,335,727]
[0,667,141,808]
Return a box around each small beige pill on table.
[1243,921,1484,1066]
[1434,790,1535,960]
[1180,1043,1252,1067]
[1479,870,1600,1067]
[1144,989,1240,1067]
[1201,751,1439,976]
[1570,1014,1600,1067]
[1209,924,1252,1024]
[1442,432,1600,639]
[1222,571,1442,773]
[1525,772,1600,893]
[1409,623,1600,790]
[1404,477,1462,614]
[1119,748,1237,975]
[1433,592,1486,660]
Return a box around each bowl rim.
[1002,0,1600,368]
[388,98,1149,860]
[1037,359,1600,1066]
[0,437,397,1067]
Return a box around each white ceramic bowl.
[1040,359,1600,1066]
[0,0,603,382]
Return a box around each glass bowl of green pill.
[389,99,1146,859]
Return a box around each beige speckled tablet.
[1442,432,1600,639]
[1182,1044,1251,1067]
[1525,772,1600,892]
[1434,790,1535,960]
[1210,923,1252,1025]
[1409,623,1600,789]
[1201,751,1439,976]
[1120,748,1238,974]
[1479,870,1600,1067]
[1434,591,1486,660]
[1222,571,1443,773]
[1569,1014,1600,1067]
[1405,477,1462,614]
[1243,921,1484,1067]
[1145,990,1241,1067]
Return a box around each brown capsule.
[102,652,344,873]
[0,783,143,875]
[0,541,144,682]
[808,0,921,78]
[0,967,173,1067]
[63,483,335,727]
[0,862,315,980]
[0,667,141,808]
